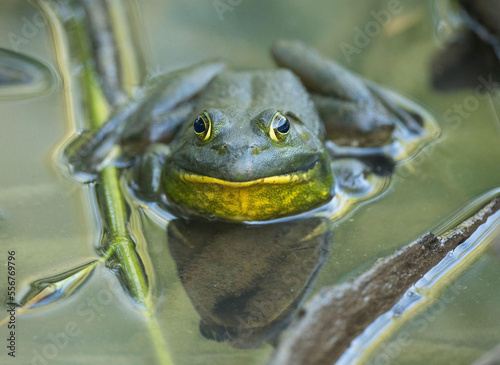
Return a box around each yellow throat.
[163,162,334,221]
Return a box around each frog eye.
[269,111,290,142]
[193,112,212,141]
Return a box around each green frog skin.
[66,40,431,222]
[163,70,334,221]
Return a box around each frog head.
[163,70,334,221]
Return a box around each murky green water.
[1,0,500,364]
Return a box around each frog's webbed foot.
[332,159,375,195]
[64,60,227,180]
[64,101,140,179]
[271,40,424,152]
[334,152,395,177]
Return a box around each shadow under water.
[432,0,500,91]
[167,217,332,349]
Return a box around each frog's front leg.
[271,40,423,150]
[129,143,170,201]
[65,60,227,177]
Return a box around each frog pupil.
[276,116,290,134]
[194,116,206,134]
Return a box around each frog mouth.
[177,162,318,187]
[163,160,334,221]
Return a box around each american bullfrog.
[66,40,433,222]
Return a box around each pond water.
[1,0,500,364]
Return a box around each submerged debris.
[270,198,500,365]
[432,0,500,91]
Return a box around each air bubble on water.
[392,308,403,318]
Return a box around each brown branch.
[82,0,127,106]
[270,198,500,365]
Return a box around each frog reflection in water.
[167,217,331,348]
[68,40,431,221]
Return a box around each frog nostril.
[212,144,228,155]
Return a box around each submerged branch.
[270,197,500,365]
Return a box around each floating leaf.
[0,240,113,327]
[0,260,99,328]
[0,48,56,100]
[20,260,99,309]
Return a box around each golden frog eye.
[193,112,212,141]
[269,111,290,142]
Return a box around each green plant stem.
[70,0,149,308]
[39,1,173,363]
